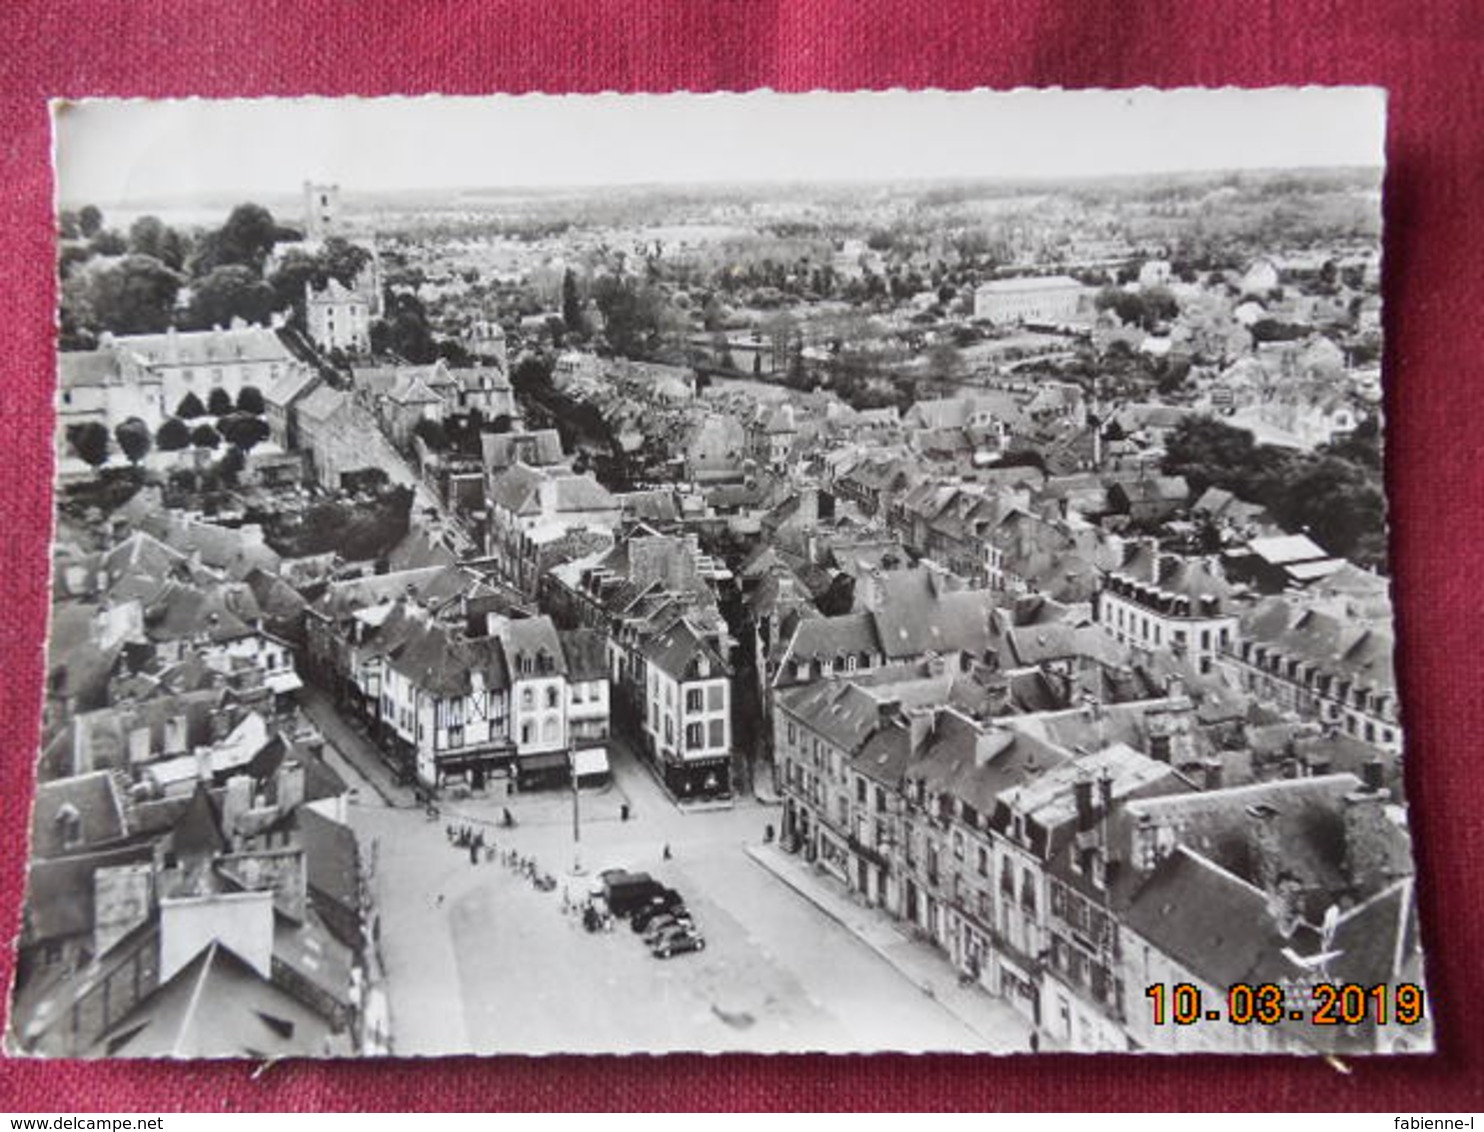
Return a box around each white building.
[974,276,1085,325]
[305,279,370,354]
[1096,548,1241,675]
[641,619,732,801]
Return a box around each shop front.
[662,752,732,801]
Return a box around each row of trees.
[1161,416,1388,569]
[66,415,268,468]
[65,383,270,467]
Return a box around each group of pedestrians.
[447,823,494,865]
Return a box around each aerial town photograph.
[8,88,1429,1058]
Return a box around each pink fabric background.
[2,0,1481,1111]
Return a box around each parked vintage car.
[650,925,706,958]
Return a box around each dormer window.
[54,803,83,850]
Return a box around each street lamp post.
[569,747,585,876]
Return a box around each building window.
[685,688,704,714]
[707,684,725,711]
[685,722,704,750]
[546,686,560,709]
[708,719,725,749]
[521,688,534,710]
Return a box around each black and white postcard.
[11,88,1428,1058]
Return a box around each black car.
[630,890,685,931]
[641,912,694,944]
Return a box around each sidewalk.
[746,842,1038,1053]
[301,685,413,809]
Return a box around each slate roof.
[1123,773,1363,916]
[873,583,996,660]
[31,772,129,859]
[560,628,609,682]
[112,325,297,367]
[295,385,350,424]
[172,783,227,861]
[1123,846,1314,989]
[23,845,154,945]
[481,429,565,470]
[786,611,882,663]
[1114,547,1238,611]
[1239,597,1395,695]
[642,618,729,682]
[58,349,122,390]
[312,565,471,621]
[299,807,360,917]
[500,615,568,679]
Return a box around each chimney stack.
[1074,776,1096,833]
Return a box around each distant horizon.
[55,88,1386,210]
[67,163,1386,215]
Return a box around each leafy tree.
[413,417,448,450]
[176,392,207,419]
[320,237,372,286]
[89,230,128,257]
[187,265,277,330]
[126,216,189,272]
[488,414,514,434]
[78,205,103,238]
[1161,416,1262,496]
[191,423,221,450]
[114,417,152,465]
[128,216,167,260]
[194,203,281,276]
[156,416,191,451]
[218,412,270,452]
[58,244,93,278]
[59,210,80,240]
[437,338,474,367]
[218,445,246,484]
[67,421,110,467]
[511,355,553,394]
[236,385,266,415]
[370,291,437,363]
[72,255,183,336]
[207,387,235,416]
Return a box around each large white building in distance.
[974,274,1086,325]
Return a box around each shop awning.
[517,750,570,775]
[265,671,304,694]
[573,747,609,777]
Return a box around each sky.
[54,87,1386,207]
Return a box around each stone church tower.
[303,181,340,241]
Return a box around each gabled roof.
[90,940,336,1058]
[172,783,228,860]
